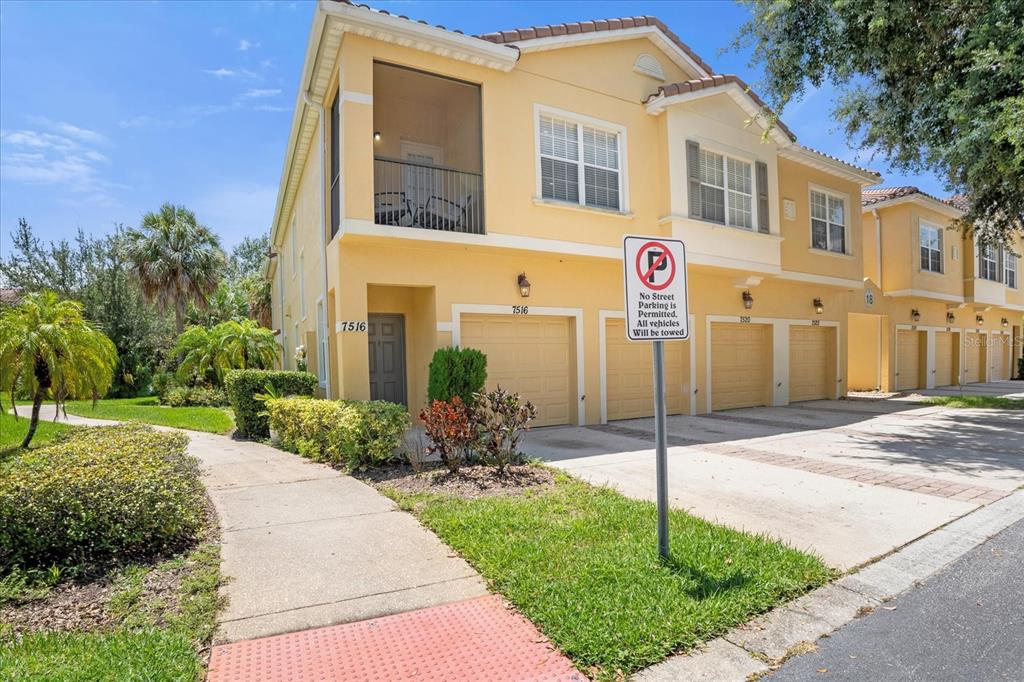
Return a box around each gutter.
[302,89,332,400]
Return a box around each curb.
[632,490,1024,681]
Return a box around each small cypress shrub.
[427,347,487,404]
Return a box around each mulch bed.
[358,462,555,500]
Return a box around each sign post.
[622,236,689,560]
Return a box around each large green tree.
[0,291,117,448]
[123,203,226,334]
[736,0,1024,242]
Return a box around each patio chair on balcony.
[417,194,476,232]
[373,191,414,227]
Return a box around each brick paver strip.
[206,594,583,682]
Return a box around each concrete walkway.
[28,405,487,642]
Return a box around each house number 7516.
[512,305,529,315]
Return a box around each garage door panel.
[897,330,922,391]
[712,323,769,411]
[462,314,573,427]
[934,332,954,387]
[605,319,686,420]
[964,333,982,383]
[790,326,831,403]
[990,335,1008,380]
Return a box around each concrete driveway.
[524,382,1024,571]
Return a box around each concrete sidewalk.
[29,405,488,642]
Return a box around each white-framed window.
[919,222,942,272]
[810,188,847,254]
[696,149,753,229]
[1004,249,1018,289]
[315,299,327,387]
[537,107,624,211]
[979,243,999,281]
[298,249,307,319]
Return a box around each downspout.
[872,208,883,390]
[302,89,332,399]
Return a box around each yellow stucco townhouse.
[267,1,1018,428]
[852,188,1023,392]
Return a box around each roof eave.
[861,193,965,218]
[644,84,793,147]
[777,145,881,186]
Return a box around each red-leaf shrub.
[419,397,474,473]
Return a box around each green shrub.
[0,425,204,572]
[471,387,537,473]
[267,397,409,470]
[163,386,228,407]
[427,347,487,404]
[151,371,179,399]
[225,369,318,438]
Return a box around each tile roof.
[476,15,715,75]
[645,75,796,141]
[331,0,511,45]
[862,186,964,210]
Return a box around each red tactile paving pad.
[206,594,585,682]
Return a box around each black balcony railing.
[374,157,483,234]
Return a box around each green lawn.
[0,409,73,455]
[922,394,1024,409]
[0,543,222,682]
[63,397,234,434]
[387,473,834,679]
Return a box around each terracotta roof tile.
[330,1,508,44]
[862,186,964,210]
[477,15,715,75]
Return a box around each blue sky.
[0,0,944,255]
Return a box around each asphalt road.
[770,518,1024,681]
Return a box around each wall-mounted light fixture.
[742,290,754,310]
[517,272,531,298]
[813,298,824,315]
[373,131,382,142]
[1002,317,1009,327]
[911,308,921,322]
[976,315,984,326]
[946,312,956,324]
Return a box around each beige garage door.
[990,335,1008,380]
[896,330,921,391]
[964,333,983,383]
[460,314,572,427]
[934,331,954,387]
[789,326,831,402]
[605,318,686,420]
[711,323,770,411]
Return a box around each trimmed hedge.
[225,369,318,438]
[163,386,228,407]
[266,397,409,470]
[0,425,204,572]
[427,346,487,403]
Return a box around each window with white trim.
[697,149,753,229]
[539,113,621,211]
[810,189,846,254]
[919,222,942,272]
[1004,249,1018,288]
[316,300,327,387]
[979,243,999,281]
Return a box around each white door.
[400,141,443,214]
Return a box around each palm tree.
[173,320,277,386]
[0,291,117,448]
[123,203,226,334]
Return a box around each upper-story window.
[979,243,999,281]
[810,189,846,254]
[696,149,753,229]
[538,110,622,211]
[1005,250,1018,288]
[919,222,942,272]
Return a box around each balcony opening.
[373,62,483,234]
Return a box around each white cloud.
[238,39,260,51]
[52,121,107,144]
[253,104,291,112]
[204,67,236,78]
[243,88,281,98]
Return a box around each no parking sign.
[623,236,690,341]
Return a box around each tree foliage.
[0,291,117,447]
[736,0,1024,242]
[173,319,277,386]
[122,203,226,333]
